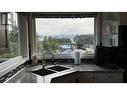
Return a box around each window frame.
[0,13,10,54]
[0,12,20,58]
[34,12,96,59]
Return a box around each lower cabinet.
[77,71,123,83]
[93,72,123,83]
[77,72,93,83]
[51,71,123,83]
[51,72,76,83]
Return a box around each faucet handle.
[42,62,47,69]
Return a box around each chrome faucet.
[42,52,55,69]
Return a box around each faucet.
[42,52,55,69]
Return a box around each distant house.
[60,44,71,49]
[60,43,75,49]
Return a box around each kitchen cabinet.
[51,72,76,83]
[93,72,123,83]
[102,20,118,47]
[102,13,119,47]
[77,72,93,83]
[77,71,123,83]
[51,71,123,83]
[51,72,93,83]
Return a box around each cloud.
[36,18,94,36]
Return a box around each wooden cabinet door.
[77,72,94,83]
[93,72,123,83]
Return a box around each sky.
[36,18,94,36]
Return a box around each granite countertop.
[6,63,124,83]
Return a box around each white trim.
[37,53,94,60]
[18,13,29,57]
[0,56,28,77]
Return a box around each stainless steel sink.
[47,65,70,72]
[32,68,56,76]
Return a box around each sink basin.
[32,68,56,76]
[47,65,70,72]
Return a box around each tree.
[42,36,59,52]
[37,35,74,53]
[74,34,94,49]
[36,34,43,53]
[57,38,72,44]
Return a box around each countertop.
[6,63,124,83]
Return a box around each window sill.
[0,56,28,77]
[37,53,94,59]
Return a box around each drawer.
[93,72,123,83]
[77,72,93,83]
[78,72,93,77]
[94,72,123,79]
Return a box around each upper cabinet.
[102,13,119,47]
[0,13,11,54]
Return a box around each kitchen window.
[0,13,20,62]
[36,18,95,59]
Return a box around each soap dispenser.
[74,44,81,65]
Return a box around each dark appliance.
[119,25,127,47]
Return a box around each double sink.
[32,65,70,76]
